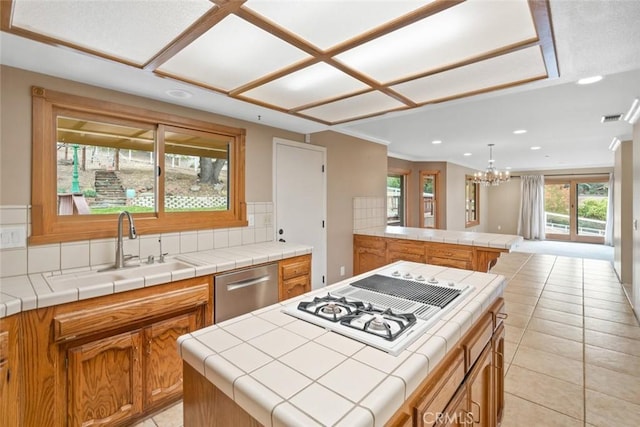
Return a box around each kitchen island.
[178,260,507,426]
[354,226,523,274]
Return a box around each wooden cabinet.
[0,314,20,426]
[353,234,508,274]
[67,331,144,426]
[279,255,311,301]
[21,276,211,426]
[145,313,198,409]
[353,235,387,274]
[387,239,426,264]
[428,245,473,271]
[467,344,493,427]
[387,298,505,427]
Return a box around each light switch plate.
[0,225,27,249]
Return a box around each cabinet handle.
[496,313,508,320]
[471,400,481,424]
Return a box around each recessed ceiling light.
[166,89,193,99]
[463,152,472,156]
[530,146,541,150]
[432,140,442,144]
[513,129,527,134]
[505,166,512,170]
[577,75,603,85]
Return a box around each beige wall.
[614,141,633,285]
[312,131,387,284]
[633,121,640,314]
[0,66,391,285]
[0,65,303,205]
[387,157,447,228]
[388,158,489,232]
[445,162,489,232]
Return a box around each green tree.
[544,184,569,215]
[578,198,607,221]
[387,176,400,188]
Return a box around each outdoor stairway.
[94,170,126,207]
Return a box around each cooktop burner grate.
[349,274,461,308]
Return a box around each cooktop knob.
[392,271,401,277]
[448,281,455,287]
[403,273,413,279]
[428,277,438,284]
[416,275,425,281]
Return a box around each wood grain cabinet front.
[0,314,21,427]
[387,239,427,264]
[387,297,505,427]
[279,255,311,301]
[353,235,387,275]
[21,276,211,427]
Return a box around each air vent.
[601,114,622,123]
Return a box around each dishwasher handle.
[226,275,271,292]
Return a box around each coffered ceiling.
[1,0,640,172]
[2,0,556,125]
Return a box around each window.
[31,87,246,244]
[420,171,439,229]
[387,171,408,226]
[465,175,480,227]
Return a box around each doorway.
[387,169,408,226]
[544,177,609,244]
[273,138,327,289]
[420,171,439,229]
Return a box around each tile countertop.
[356,226,523,250]
[178,260,506,427]
[0,241,312,319]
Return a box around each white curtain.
[517,175,546,240]
[604,172,614,246]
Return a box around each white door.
[274,138,326,289]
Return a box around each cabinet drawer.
[429,257,471,270]
[414,348,465,427]
[430,245,473,261]
[53,284,209,341]
[387,240,425,256]
[354,235,386,250]
[462,312,493,372]
[281,259,311,280]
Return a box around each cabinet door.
[282,275,310,301]
[436,385,471,427]
[0,317,20,427]
[353,235,387,275]
[492,323,506,426]
[467,344,493,427]
[145,313,197,409]
[68,331,143,427]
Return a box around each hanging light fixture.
[473,144,510,186]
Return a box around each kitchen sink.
[44,259,198,291]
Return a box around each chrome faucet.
[115,211,137,269]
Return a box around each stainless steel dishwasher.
[214,263,279,323]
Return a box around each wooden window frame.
[30,87,246,245]
[419,170,439,229]
[465,175,480,228]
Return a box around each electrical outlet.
[248,214,255,227]
[340,266,345,276]
[0,225,27,249]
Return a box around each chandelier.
[473,144,510,186]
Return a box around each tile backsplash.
[0,202,274,278]
[353,196,386,232]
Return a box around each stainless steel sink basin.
[44,259,198,291]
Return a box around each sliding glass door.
[544,178,608,243]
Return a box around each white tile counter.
[0,241,311,318]
[357,226,523,250]
[178,261,506,427]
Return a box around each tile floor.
[140,252,639,427]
